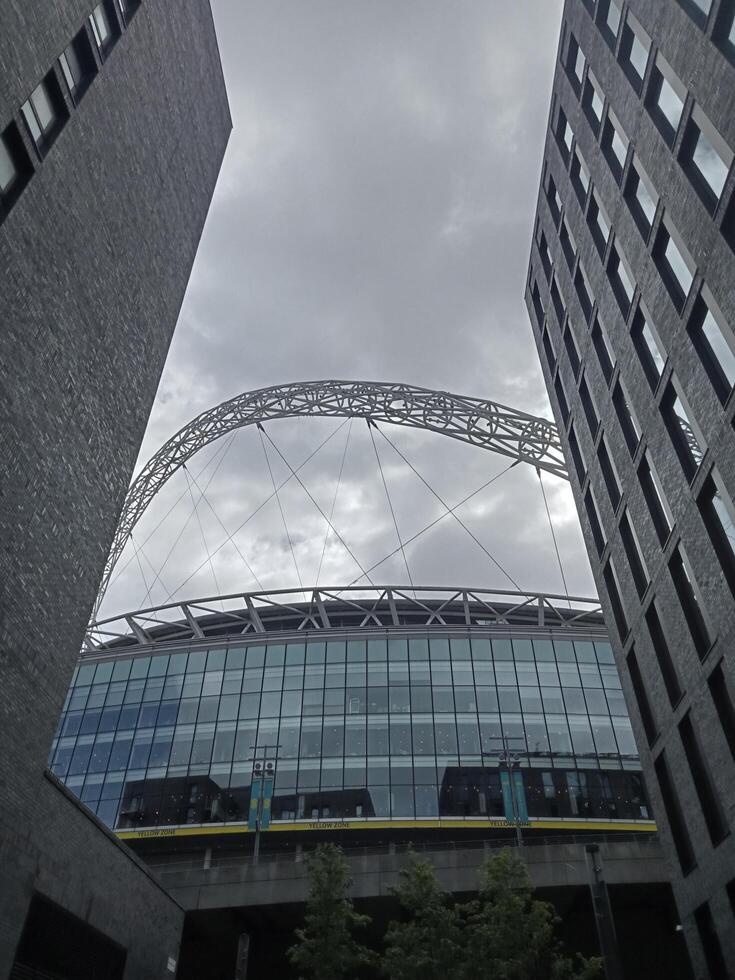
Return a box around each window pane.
[21,103,42,144]
[664,235,693,295]
[692,127,730,199]
[701,308,735,387]
[657,75,684,132]
[0,137,16,192]
[30,83,55,132]
[94,4,111,43]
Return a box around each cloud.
[98,0,597,622]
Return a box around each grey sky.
[100,0,597,621]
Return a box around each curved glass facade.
[50,623,651,834]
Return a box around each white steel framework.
[96,381,568,617]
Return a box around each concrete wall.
[524,0,735,973]
[151,837,669,911]
[0,0,230,974]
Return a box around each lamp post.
[250,743,280,862]
[490,733,527,848]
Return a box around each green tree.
[382,853,464,980]
[461,850,602,980]
[288,844,373,980]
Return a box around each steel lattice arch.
[96,380,568,617]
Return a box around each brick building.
[525,1,735,974]
[0,1,230,976]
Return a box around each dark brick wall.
[525,0,735,973]
[0,0,230,974]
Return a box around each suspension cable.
[183,464,223,606]
[316,418,353,587]
[162,420,349,603]
[109,431,237,590]
[258,426,304,592]
[131,533,154,610]
[374,423,523,591]
[537,468,572,609]
[340,460,517,591]
[184,464,265,592]
[259,424,375,587]
[367,419,415,595]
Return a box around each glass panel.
[30,83,55,133]
[701,307,735,386]
[691,124,730,198]
[657,74,684,132]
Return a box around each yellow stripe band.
[117,817,657,841]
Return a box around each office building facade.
[0,1,230,976]
[525,1,735,974]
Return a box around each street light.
[484,732,528,847]
[250,744,280,862]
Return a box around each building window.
[631,303,667,391]
[653,218,696,312]
[591,315,615,383]
[582,70,605,133]
[21,74,66,155]
[626,648,658,745]
[59,28,97,103]
[679,104,733,213]
[638,452,673,545]
[550,275,566,324]
[531,279,545,328]
[693,903,729,980]
[568,423,587,485]
[89,2,120,57]
[612,380,640,456]
[603,558,628,640]
[688,287,735,404]
[566,32,586,91]
[646,601,682,706]
[115,0,141,23]
[678,0,714,28]
[669,545,711,658]
[587,191,611,258]
[579,374,600,438]
[619,10,651,91]
[0,123,31,216]
[646,53,686,146]
[559,214,577,270]
[574,263,594,323]
[679,712,728,845]
[601,108,629,182]
[598,436,622,510]
[570,147,591,205]
[619,510,649,598]
[654,751,696,874]
[624,155,658,241]
[715,3,735,63]
[598,0,622,47]
[563,323,581,376]
[542,326,556,371]
[545,170,563,225]
[584,488,606,556]
[607,244,635,317]
[661,379,706,479]
[556,107,574,162]
[708,662,735,763]
[555,375,570,426]
[536,225,552,280]
[698,469,735,596]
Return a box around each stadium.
[48,382,685,978]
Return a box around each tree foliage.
[287,844,373,980]
[382,850,602,980]
[290,845,602,980]
[382,853,464,980]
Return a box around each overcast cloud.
[99,0,598,622]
